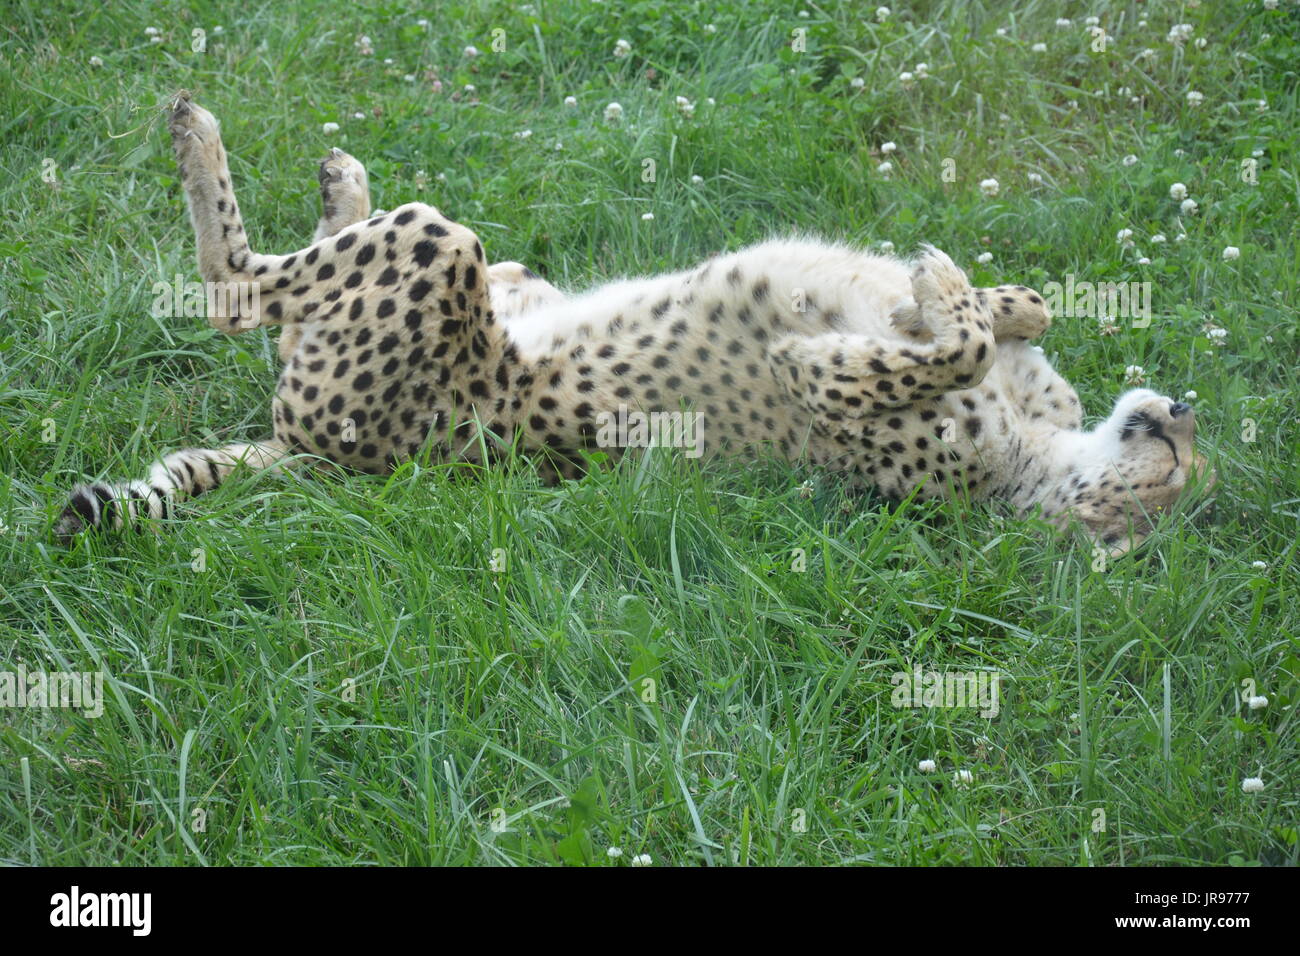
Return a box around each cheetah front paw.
[979,285,1052,340]
[909,245,972,313]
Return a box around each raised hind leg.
[280,148,375,361]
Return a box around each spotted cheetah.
[56,94,1212,554]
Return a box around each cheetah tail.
[54,441,287,542]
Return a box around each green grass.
[1,0,1297,866]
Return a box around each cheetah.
[56,94,1213,555]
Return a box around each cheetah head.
[1068,389,1215,555]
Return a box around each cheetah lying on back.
[56,94,1212,554]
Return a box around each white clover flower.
[703,23,717,34]
[355,35,374,55]
[899,71,915,89]
[690,174,704,185]
[705,97,715,106]
[1116,227,1135,246]
[1186,90,1204,107]
[881,141,897,154]
[606,846,624,859]
[952,769,974,786]
[1122,154,1138,167]
[1169,182,1188,200]
[1027,172,1043,184]
[1241,777,1265,793]
[879,240,895,254]
[1207,327,1228,345]
[1252,148,1265,158]
[1181,198,1199,216]
[1138,19,1148,28]
[514,129,532,139]
[850,76,866,90]
[89,55,103,67]
[464,45,479,58]
[322,121,340,134]
[1124,365,1146,385]
[979,177,1000,198]
[876,6,891,23]
[1250,561,1267,571]
[1056,18,1072,28]
[641,212,654,220]
[1223,246,1241,261]
[1176,232,1187,242]
[212,25,224,35]
[613,38,632,58]
[383,57,394,65]
[353,112,365,120]
[144,26,159,36]
[1140,47,1156,61]
[630,853,653,866]
[417,18,430,29]
[1118,86,1131,97]
[1129,96,1142,106]
[1248,695,1269,710]
[1032,42,1047,53]
[1257,99,1268,113]
[919,759,937,773]
[798,9,809,17]
[1167,23,1194,46]
[564,95,577,107]
[1151,233,1167,244]
[1098,316,1120,336]
[463,83,476,93]
[1137,257,1151,265]
[403,74,416,82]
[604,101,623,122]
[1264,0,1279,9]
[996,27,1007,37]
[1194,37,1208,49]
[675,95,695,118]
[150,35,162,44]
[1085,16,1099,27]
[1183,390,1198,400]
[976,252,993,264]
[877,161,893,177]
[914,62,929,78]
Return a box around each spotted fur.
[56,94,1212,554]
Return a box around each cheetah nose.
[1169,401,1191,417]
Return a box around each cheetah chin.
[55,94,1216,557]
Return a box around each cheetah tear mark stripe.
[55,442,285,540]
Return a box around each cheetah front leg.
[767,246,997,417]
